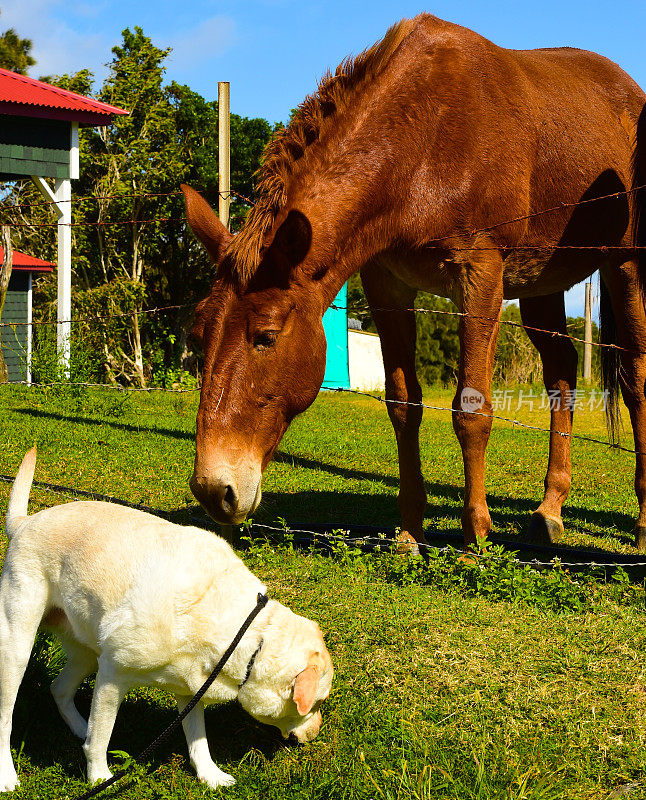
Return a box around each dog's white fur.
[0,449,332,791]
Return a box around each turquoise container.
[321,284,349,389]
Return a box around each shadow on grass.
[183,485,636,547]
[13,407,195,442]
[15,408,636,544]
[12,640,285,782]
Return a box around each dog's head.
[238,608,333,743]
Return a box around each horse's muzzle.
[190,468,261,525]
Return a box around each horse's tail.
[5,448,36,538]
[599,279,621,444]
[601,107,646,443]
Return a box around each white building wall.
[348,329,385,391]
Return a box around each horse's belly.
[381,245,618,303]
[377,250,459,302]
[501,248,628,299]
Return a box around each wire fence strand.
[0,471,642,571]
[0,188,254,214]
[0,378,639,455]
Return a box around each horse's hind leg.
[361,262,427,551]
[600,261,646,550]
[519,292,578,543]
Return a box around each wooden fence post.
[218,81,231,230]
[583,281,592,382]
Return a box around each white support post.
[31,175,72,376]
[55,178,72,374]
[70,122,79,180]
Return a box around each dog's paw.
[0,770,19,792]
[87,766,113,785]
[197,765,235,789]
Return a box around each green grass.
[0,383,645,799]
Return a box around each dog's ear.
[293,653,324,716]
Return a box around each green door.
[1,273,29,381]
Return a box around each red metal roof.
[0,247,54,272]
[0,68,128,125]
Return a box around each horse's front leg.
[519,292,577,543]
[360,262,427,552]
[453,262,503,548]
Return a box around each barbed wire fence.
[2,183,646,569]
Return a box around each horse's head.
[182,185,328,524]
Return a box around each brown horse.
[182,14,646,551]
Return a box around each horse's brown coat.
[183,14,646,548]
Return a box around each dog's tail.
[6,448,36,537]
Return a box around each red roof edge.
[0,68,128,124]
[12,264,53,273]
[1,246,55,271]
[0,102,125,126]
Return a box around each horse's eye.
[253,330,279,350]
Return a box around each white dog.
[0,449,333,791]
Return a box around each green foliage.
[248,528,643,614]
[32,272,148,385]
[29,327,93,387]
[5,26,274,387]
[494,303,542,385]
[414,293,460,384]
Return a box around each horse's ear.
[271,210,312,268]
[181,184,233,266]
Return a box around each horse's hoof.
[527,512,564,545]
[394,531,422,556]
[634,525,646,553]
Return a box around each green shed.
[0,248,53,382]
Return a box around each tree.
[0,12,35,74]
[494,303,542,385]
[4,27,276,386]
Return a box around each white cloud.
[1,0,112,83]
[164,16,236,72]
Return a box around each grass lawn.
[0,383,644,799]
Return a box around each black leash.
[73,592,269,800]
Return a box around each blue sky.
[4,0,646,316]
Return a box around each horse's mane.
[224,15,423,284]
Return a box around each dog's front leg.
[176,696,235,788]
[83,659,127,785]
